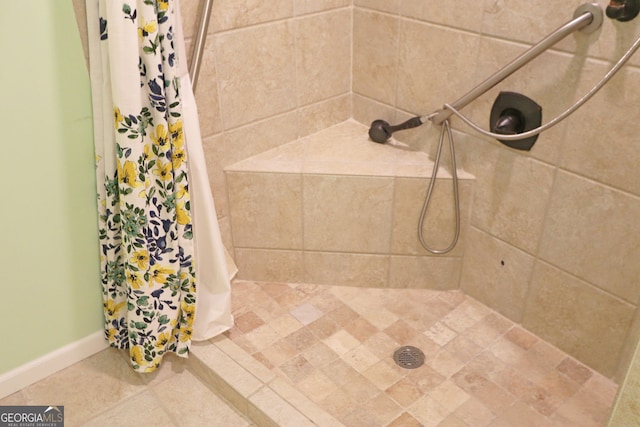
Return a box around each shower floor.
[209,280,617,427]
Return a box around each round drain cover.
[393,346,425,369]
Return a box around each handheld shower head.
[368,116,424,143]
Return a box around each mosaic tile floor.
[224,280,618,426]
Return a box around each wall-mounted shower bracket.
[575,3,604,33]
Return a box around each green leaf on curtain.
[122,4,136,22]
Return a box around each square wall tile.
[523,261,635,377]
[194,42,223,138]
[481,0,587,47]
[305,252,390,288]
[354,0,400,14]
[538,170,640,303]
[297,95,351,139]
[202,134,229,218]
[294,0,351,16]
[212,0,293,32]
[460,227,535,323]
[559,63,640,197]
[401,0,484,33]
[389,256,461,290]
[221,112,300,169]
[215,22,296,129]
[351,94,396,132]
[353,9,399,105]
[303,174,394,253]
[397,20,480,117]
[467,143,555,254]
[234,248,305,283]
[295,10,351,106]
[227,172,303,249]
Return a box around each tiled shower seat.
[224,120,475,289]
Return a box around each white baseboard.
[0,331,108,399]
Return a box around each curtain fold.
[86,0,230,372]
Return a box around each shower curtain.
[86,0,233,372]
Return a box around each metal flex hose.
[418,119,460,254]
[418,30,640,254]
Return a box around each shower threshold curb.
[189,335,344,427]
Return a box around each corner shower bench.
[224,120,475,290]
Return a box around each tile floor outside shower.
[0,348,252,426]
[0,280,618,426]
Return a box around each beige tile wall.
[73,0,640,380]
[350,0,640,380]
[178,0,353,250]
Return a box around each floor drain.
[393,346,425,369]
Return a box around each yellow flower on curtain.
[130,250,149,270]
[178,326,193,343]
[171,148,186,169]
[114,107,123,129]
[127,271,144,289]
[152,161,172,181]
[150,265,174,286]
[151,124,169,150]
[180,300,195,325]
[158,0,169,11]
[176,201,190,225]
[155,332,171,349]
[169,120,184,148]
[138,18,157,39]
[131,345,145,365]
[118,160,143,188]
[176,184,188,199]
[142,143,152,161]
[104,299,126,318]
[107,328,118,340]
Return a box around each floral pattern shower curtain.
[88,0,196,372]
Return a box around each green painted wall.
[0,2,102,374]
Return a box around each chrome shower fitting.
[606,0,640,21]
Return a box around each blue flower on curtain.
[93,0,196,372]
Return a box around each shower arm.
[430,3,603,126]
[189,0,214,92]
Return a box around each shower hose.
[418,32,640,254]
